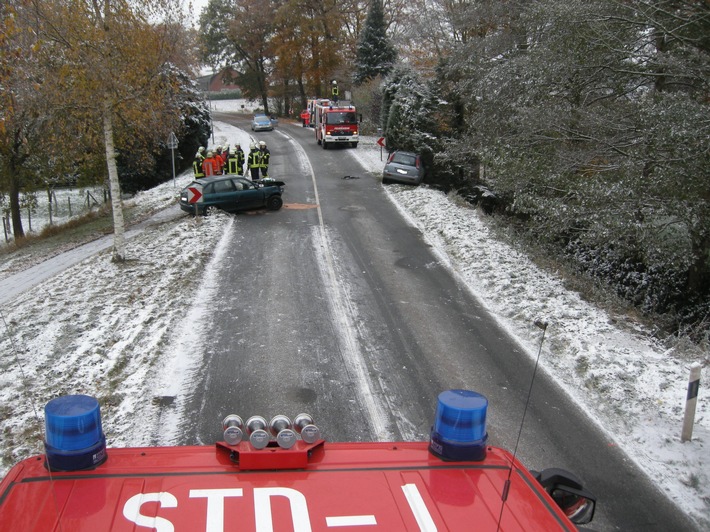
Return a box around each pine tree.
[354,0,397,85]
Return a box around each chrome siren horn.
[270,415,297,449]
[222,414,244,446]
[294,413,321,444]
[246,415,270,449]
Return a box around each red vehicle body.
[314,100,360,149]
[0,392,595,531]
[0,441,592,531]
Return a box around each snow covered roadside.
[0,101,707,527]
[347,138,709,527]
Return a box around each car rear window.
[392,153,416,166]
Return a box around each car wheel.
[351,142,358,148]
[323,141,328,150]
[203,205,218,216]
[266,195,283,211]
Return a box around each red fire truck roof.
[1,391,596,530]
[0,440,578,531]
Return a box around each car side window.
[213,179,235,193]
[203,183,214,194]
[236,179,252,190]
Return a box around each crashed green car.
[179,175,285,215]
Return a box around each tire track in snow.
[288,133,394,441]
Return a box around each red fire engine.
[0,390,596,531]
[314,99,360,149]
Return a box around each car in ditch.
[382,150,425,185]
[179,175,284,215]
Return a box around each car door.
[206,178,238,212]
[231,178,264,210]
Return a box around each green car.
[179,175,285,215]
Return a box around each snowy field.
[1,186,107,246]
[0,99,707,528]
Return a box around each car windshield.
[326,112,357,125]
[392,153,417,166]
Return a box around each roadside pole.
[168,132,178,188]
[681,363,702,442]
[377,135,386,160]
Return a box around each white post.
[681,363,702,442]
[171,147,176,188]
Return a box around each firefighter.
[193,147,206,178]
[234,142,245,176]
[214,146,225,174]
[202,150,221,177]
[226,144,241,175]
[247,143,261,181]
[259,141,270,178]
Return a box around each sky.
[0,100,707,529]
[185,0,209,23]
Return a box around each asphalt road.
[173,113,698,531]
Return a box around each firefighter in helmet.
[258,141,270,178]
[226,145,239,175]
[247,143,261,181]
[202,150,221,177]
[234,142,245,175]
[214,145,225,174]
[193,147,206,178]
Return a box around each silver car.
[251,114,274,131]
[382,151,425,185]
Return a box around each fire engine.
[314,99,360,149]
[0,390,596,531]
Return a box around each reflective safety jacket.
[202,156,221,176]
[247,150,261,169]
[259,149,270,169]
[226,154,241,175]
[193,157,205,178]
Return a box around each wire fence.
[2,187,108,244]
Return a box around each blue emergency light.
[44,395,107,471]
[429,389,488,461]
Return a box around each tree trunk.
[297,77,307,109]
[688,232,710,296]
[103,101,126,262]
[8,172,24,239]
